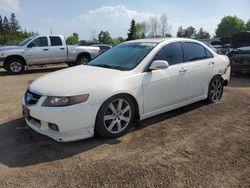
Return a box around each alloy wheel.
[210,78,223,102]
[10,62,22,73]
[103,98,132,134]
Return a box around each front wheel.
[207,76,224,103]
[6,59,25,75]
[95,95,135,139]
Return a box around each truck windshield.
[17,37,33,46]
[89,42,157,71]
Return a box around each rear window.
[50,36,63,46]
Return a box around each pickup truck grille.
[25,89,42,105]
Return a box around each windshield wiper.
[90,64,129,71]
[92,64,114,69]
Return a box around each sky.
[0,0,249,40]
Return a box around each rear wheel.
[75,55,90,65]
[6,59,25,75]
[207,76,224,103]
[95,95,135,139]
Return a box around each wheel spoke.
[121,105,130,114]
[104,115,115,121]
[107,120,116,131]
[108,103,117,114]
[118,99,123,111]
[120,115,130,122]
[117,121,122,131]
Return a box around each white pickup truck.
[0,35,100,74]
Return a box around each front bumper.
[22,96,100,142]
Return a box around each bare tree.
[149,15,159,38]
[160,14,171,37]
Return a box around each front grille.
[25,89,42,105]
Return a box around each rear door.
[48,36,67,63]
[182,42,215,99]
[25,37,51,64]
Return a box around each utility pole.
[50,29,53,35]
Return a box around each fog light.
[48,123,59,131]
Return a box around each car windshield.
[88,42,157,71]
[17,37,33,46]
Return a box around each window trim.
[144,42,185,72]
[49,36,63,46]
[182,42,214,63]
[27,36,48,48]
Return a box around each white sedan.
[22,38,231,142]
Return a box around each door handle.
[209,61,215,66]
[43,49,49,51]
[179,68,188,73]
[60,48,65,50]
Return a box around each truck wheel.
[6,59,25,75]
[76,55,90,65]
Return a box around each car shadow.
[229,73,250,87]
[0,100,208,168]
[0,66,67,77]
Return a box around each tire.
[6,59,25,75]
[95,94,135,139]
[207,76,224,103]
[75,55,90,65]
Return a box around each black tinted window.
[30,37,48,47]
[183,42,207,61]
[153,42,184,65]
[205,49,214,58]
[50,36,62,46]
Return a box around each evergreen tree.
[0,15,3,33]
[3,16,10,33]
[127,19,137,41]
[9,13,20,33]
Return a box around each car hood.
[0,46,23,51]
[29,65,129,96]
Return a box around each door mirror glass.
[149,60,169,70]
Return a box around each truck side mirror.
[27,43,35,48]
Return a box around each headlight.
[42,94,89,107]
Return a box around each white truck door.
[25,37,51,65]
[48,36,67,63]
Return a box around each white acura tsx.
[22,38,231,142]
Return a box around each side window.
[153,42,184,65]
[29,37,48,47]
[183,42,207,61]
[50,36,63,46]
[205,48,214,58]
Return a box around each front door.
[143,42,189,114]
[25,36,51,65]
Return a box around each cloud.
[78,5,156,38]
[0,0,19,12]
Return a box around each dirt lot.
[0,67,250,188]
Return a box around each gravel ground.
[0,67,250,188]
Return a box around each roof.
[126,37,201,44]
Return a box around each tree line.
[1,13,250,46]
[0,13,37,45]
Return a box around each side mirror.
[149,60,169,71]
[27,43,35,48]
